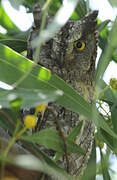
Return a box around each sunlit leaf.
[0,6,19,32]
[0,43,117,141]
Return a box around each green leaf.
[21,129,85,154]
[100,88,116,105]
[70,11,79,20]
[8,30,29,40]
[100,129,117,154]
[0,32,8,39]
[48,0,61,16]
[0,39,27,52]
[81,142,96,180]
[75,0,87,19]
[67,139,85,154]
[100,149,111,180]
[0,6,19,32]
[98,19,111,33]
[113,51,117,63]
[96,17,117,83]
[54,121,83,161]
[108,0,117,7]
[92,103,117,142]
[22,129,63,152]
[0,88,62,108]
[0,43,117,141]
[111,106,117,133]
[10,96,23,109]
[0,108,15,133]
[96,79,107,91]
[67,120,83,141]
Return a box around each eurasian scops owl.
[27,5,98,179]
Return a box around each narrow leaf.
[54,121,84,161]
[68,120,83,141]
[108,0,117,7]
[81,142,96,180]
[100,129,117,154]
[21,129,85,154]
[98,19,111,33]
[0,43,117,140]
[0,88,62,108]
[100,149,111,180]
[0,6,19,31]
[111,106,117,133]
[0,39,27,52]
[96,17,117,83]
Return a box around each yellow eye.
[74,41,85,51]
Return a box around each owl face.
[51,11,98,73]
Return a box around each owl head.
[51,11,98,74]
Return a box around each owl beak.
[59,52,65,67]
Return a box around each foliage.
[0,0,117,179]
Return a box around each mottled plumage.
[27,7,98,179]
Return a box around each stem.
[13,119,21,136]
[0,136,16,178]
[4,136,16,157]
[0,126,27,178]
[16,127,27,138]
[48,107,70,173]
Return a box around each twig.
[48,107,69,173]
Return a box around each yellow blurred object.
[35,104,46,113]
[24,115,36,128]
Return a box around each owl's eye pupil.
[76,42,82,48]
[74,41,85,51]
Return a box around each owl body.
[27,9,98,179]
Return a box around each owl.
[27,5,98,179]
